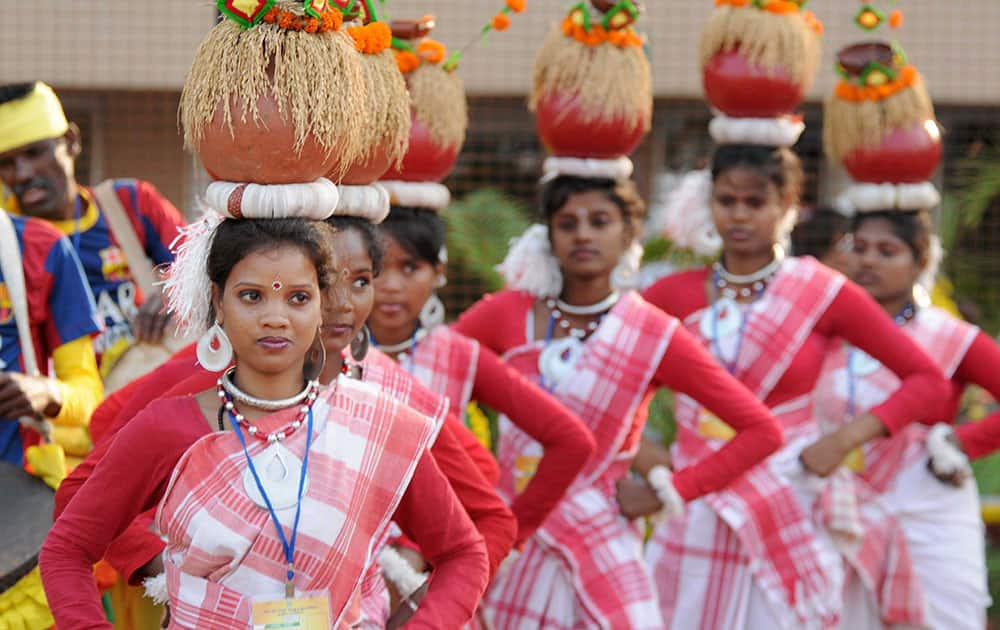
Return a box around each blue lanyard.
[709,271,758,375]
[229,407,314,597]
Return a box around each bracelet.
[647,465,685,519]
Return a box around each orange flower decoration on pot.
[417,39,447,63]
[493,13,511,31]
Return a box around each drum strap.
[91,180,156,296]
[0,210,51,438]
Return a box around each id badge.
[252,593,331,629]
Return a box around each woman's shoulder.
[641,268,710,318]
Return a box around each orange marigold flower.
[367,21,392,48]
[396,50,421,73]
[803,10,823,35]
[417,39,447,64]
[305,18,319,33]
[889,9,903,29]
[506,0,526,13]
[278,12,293,29]
[492,12,511,31]
[764,1,799,15]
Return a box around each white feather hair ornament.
[497,224,564,298]
[164,208,225,338]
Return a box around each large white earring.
[419,294,446,330]
[610,241,644,291]
[196,321,233,371]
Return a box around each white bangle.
[378,546,428,600]
[926,423,971,479]
[647,465,685,519]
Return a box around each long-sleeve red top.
[40,394,487,629]
[642,269,950,437]
[57,352,516,583]
[938,332,1000,459]
[463,343,596,545]
[453,290,784,502]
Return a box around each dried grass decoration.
[530,3,651,158]
[700,4,821,95]
[382,49,469,183]
[181,1,367,184]
[342,22,411,184]
[823,42,940,183]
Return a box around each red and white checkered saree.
[154,377,436,629]
[482,292,674,629]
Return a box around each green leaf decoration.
[443,189,532,291]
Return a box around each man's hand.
[0,372,61,419]
[133,292,172,344]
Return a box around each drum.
[0,462,54,593]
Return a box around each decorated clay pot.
[340,145,393,185]
[535,90,646,159]
[381,113,459,183]
[842,121,942,184]
[198,92,337,184]
[703,49,804,118]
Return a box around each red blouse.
[463,342,596,544]
[41,395,487,629]
[946,332,1000,459]
[452,290,784,501]
[642,269,950,436]
[56,360,516,584]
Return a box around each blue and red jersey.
[0,213,102,464]
[53,179,185,362]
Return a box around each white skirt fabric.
[880,453,990,630]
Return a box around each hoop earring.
[351,326,371,362]
[196,321,233,372]
[302,329,327,382]
[419,294,446,330]
[610,241,643,291]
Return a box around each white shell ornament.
[243,443,309,510]
[538,336,585,389]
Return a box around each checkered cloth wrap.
[649,257,849,629]
[814,306,978,493]
[154,377,436,629]
[483,292,674,629]
[409,326,480,419]
[356,348,450,627]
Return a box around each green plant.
[443,188,533,291]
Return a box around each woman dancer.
[369,204,597,550]
[453,173,784,628]
[40,216,488,628]
[640,144,949,628]
[811,209,993,629]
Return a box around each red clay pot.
[534,90,647,158]
[198,92,337,184]
[703,49,804,118]
[842,121,942,184]
[381,113,459,182]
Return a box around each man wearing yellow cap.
[0,82,185,378]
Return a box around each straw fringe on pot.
[180,17,368,178]
[700,5,820,92]
[823,73,935,161]
[530,24,651,131]
[358,49,411,169]
[407,62,468,153]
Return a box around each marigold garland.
[395,50,420,73]
[505,0,526,13]
[417,39,447,64]
[349,21,392,54]
[714,0,803,15]
[262,5,342,32]
[835,64,918,103]
[889,9,903,29]
[560,16,642,49]
[493,13,511,31]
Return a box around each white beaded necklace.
[711,245,785,299]
[220,367,315,412]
